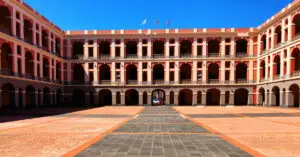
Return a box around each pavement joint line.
[110,132,214,135]
[180,114,186,119]
[61,107,144,157]
[211,108,300,127]
[172,107,267,157]
[133,114,139,119]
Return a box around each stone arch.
[24,19,33,43]
[125,89,139,105]
[274,25,282,45]
[292,14,300,38]
[126,40,138,57]
[73,64,85,84]
[1,43,13,72]
[291,48,300,74]
[235,39,248,56]
[271,86,280,106]
[1,83,15,109]
[234,88,248,105]
[180,63,192,83]
[72,89,85,107]
[206,88,220,105]
[235,63,247,81]
[180,40,192,57]
[152,89,165,105]
[99,89,112,106]
[0,6,11,34]
[258,88,265,105]
[25,51,34,77]
[178,89,192,106]
[289,84,300,107]
[99,64,111,81]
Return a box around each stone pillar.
[111,39,115,58]
[264,91,269,106]
[202,61,207,83]
[257,92,262,105]
[138,39,142,58]
[147,93,152,106]
[139,92,143,106]
[121,93,125,105]
[112,92,116,106]
[94,62,99,84]
[94,92,99,106]
[220,93,225,106]
[285,90,294,108]
[85,93,90,107]
[49,92,53,106]
[249,60,253,82]
[138,62,142,84]
[288,15,292,41]
[229,92,234,105]
[147,62,152,84]
[67,63,72,82]
[280,90,285,107]
[220,61,225,82]
[201,92,206,105]
[120,39,125,58]
[192,92,197,106]
[174,61,179,84]
[121,62,125,84]
[269,92,275,106]
[192,61,197,83]
[286,48,291,76]
[174,92,179,105]
[269,55,273,80]
[248,93,253,106]
[15,90,19,108]
[230,61,235,82]
[12,7,16,36]
[165,93,170,105]
[175,38,179,57]
[20,13,24,39]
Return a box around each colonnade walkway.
[75,107,252,157]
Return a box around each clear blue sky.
[24,0,294,30]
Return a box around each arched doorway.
[236,63,247,82]
[72,89,85,107]
[208,63,219,83]
[153,64,164,84]
[0,6,11,34]
[274,25,282,45]
[272,86,280,106]
[24,19,33,43]
[143,91,148,105]
[206,89,220,105]
[73,64,85,84]
[125,89,139,105]
[235,39,248,56]
[43,87,50,107]
[180,63,191,84]
[43,58,49,79]
[126,41,137,58]
[289,84,300,108]
[180,40,192,57]
[126,64,137,83]
[1,83,15,109]
[1,43,13,72]
[25,52,34,77]
[153,40,164,57]
[178,89,192,106]
[56,89,62,106]
[25,86,35,108]
[234,88,248,105]
[292,14,300,38]
[72,41,84,58]
[152,89,165,105]
[273,55,281,76]
[99,64,111,83]
[291,48,300,74]
[99,89,112,106]
[207,39,220,56]
[197,91,202,105]
[259,88,265,105]
[99,41,110,58]
[260,60,266,80]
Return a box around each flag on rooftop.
[141,19,147,25]
[154,20,159,24]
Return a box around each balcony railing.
[127,80,138,84]
[292,70,300,77]
[207,79,219,84]
[0,26,12,36]
[180,79,192,84]
[0,68,14,76]
[273,75,281,80]
[180,53,191,58]
[99,80,111,85]
[42,77,50,82]
[208,53,219,57]
[153,79,165,84]
[126,54,137,58]
[153,54,164,58]
[236,53,247,57]
[24,73,34,80]
[235,79,248,84]
[99,54,111,59]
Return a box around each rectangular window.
[170,47,174,56]
[170,72,174,81]
[225,62,230,68]
[170,62,175,69]
[88,47,93,57]
[89,63,93,69]
[143,72,147,81]
[197,71,202,80]
[197,46,202,56]
[225,45,230,56]
[143,63,148,69]
[197,62,202,68]
[116,63,120,69]
[142,47,147,57]
[115,47,120,57]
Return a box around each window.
[89,63,93,69]
[197,71,202,80]
[170,47,174,56]
[88,40,93,45]
[225,38,231,43]
[170,39,175,44]
[197,38,203,43]
[142,47,147,56]
[225,45,230,56]
[115,47,120,57]
[225,62,230,68]
[142,39,147,44]
[197,46,202,56]
[116,72,120,80]
[115,40,121,44]
[88,47,93,57]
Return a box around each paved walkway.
[76,107,252,157]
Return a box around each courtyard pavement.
[0,106,299,157]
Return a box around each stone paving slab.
[241,112,300,117]
[188,114,241,118]
[128,115,191,123]
[114,123,208,133]
[54,114,131,118]
[76,134,252,157]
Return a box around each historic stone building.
[0,0,300,108]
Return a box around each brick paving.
[76,107,251,157]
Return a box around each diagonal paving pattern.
[76,107,252,157]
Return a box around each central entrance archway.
[152,89,165,105]
[125,89,139,105]
[178,89,192,106]
[206,89,220,105]
[98,89,112,106]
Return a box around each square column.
[220,61,225,82]
[192,61,197,83]
[192,92,197,106]
[147,93,152,106]
[121,93,125,105]
[112,92,116,106]
[201,92,206,105]
[139,92,143,106]
[285,90,294,108]
[220,93,225,106]
[229,92,234,105]
[165,62,170,83]
[147,62,152,84]
[202,61,207,83]
[202,38,207,56]
[165,93,170,105]
[248,93,253,106]
[230,61,235,82]
[85,93,90,107]
[175,38,179,57]
[94,62,99,84]
[138,62,142,84]
[174,61,179,84]
[121,62,125,84]
[15,90,19,108]
[174,92,179,105]
[110,62,115,84]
